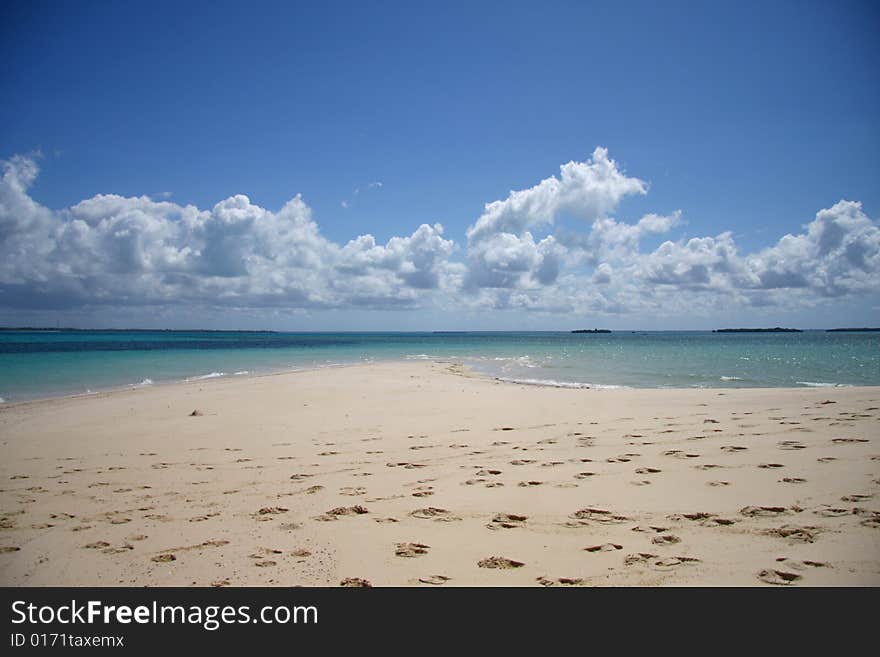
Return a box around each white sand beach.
[1,361,878,586]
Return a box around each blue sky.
[1,0,878,329]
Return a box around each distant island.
[571,329,612,333]
[826,327,880,332]
[713,327,802,333]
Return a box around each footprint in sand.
[631,525,668,534]
[781,477,807,484]
[316,505,369,521]
[635,467,661,474]
[778,441,806,450]
[859,515,880,529]
[395,542,430,557]
[574,472,596,479]
[757,569,802,585]
[571,507,629,523]
[478,556,524,569]
[775,557,829,571]
[812,506,850,517]
[340,578,372,587]
[832,438,869,444]
[652,534,682,545]
[707,481,730,487]
[669,512,737,526]
[664,450,700,459]
[764,525,819,543]
[256,506,289,516]
[411,507,461,522]
[189,513,220,522]
[340,487,367,497]
[653,556,701,570]
[720,446,748,453]
[411,486,435,497]
[840,493,872,502]
[740,505,790,517]
[624,552,658,566]
[536,576,583,587]
[419,575,451,585]
[487,513,527,530]
[583,543,623,552]
[758,463,785,469]
[151,554,176,563]
[517,481,543,487]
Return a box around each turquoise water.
[0,330,877,402]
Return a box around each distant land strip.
[571,329,612,333]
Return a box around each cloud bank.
[1,149,878,321]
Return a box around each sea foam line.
[187,372,227,381]
[495,376,627,390]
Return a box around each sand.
[0,361,878,587]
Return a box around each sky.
[1,0,879,330]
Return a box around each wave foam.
[188,372,226,381]
[796,381,850,388]
[138,378,153,386]
[720,376,742,381]
[496,376,627,390]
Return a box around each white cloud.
[1,151,878,322]
[0,156,452,311]
[462,148,651,291]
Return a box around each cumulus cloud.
[0,150,877,321]
[0,155,453,311]
[463,148,654,291]
[466,147,647,243]
[746,200,880,297]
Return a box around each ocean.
[0,329,877,403]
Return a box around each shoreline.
[0,355,873,409]
[1,360,878,586]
